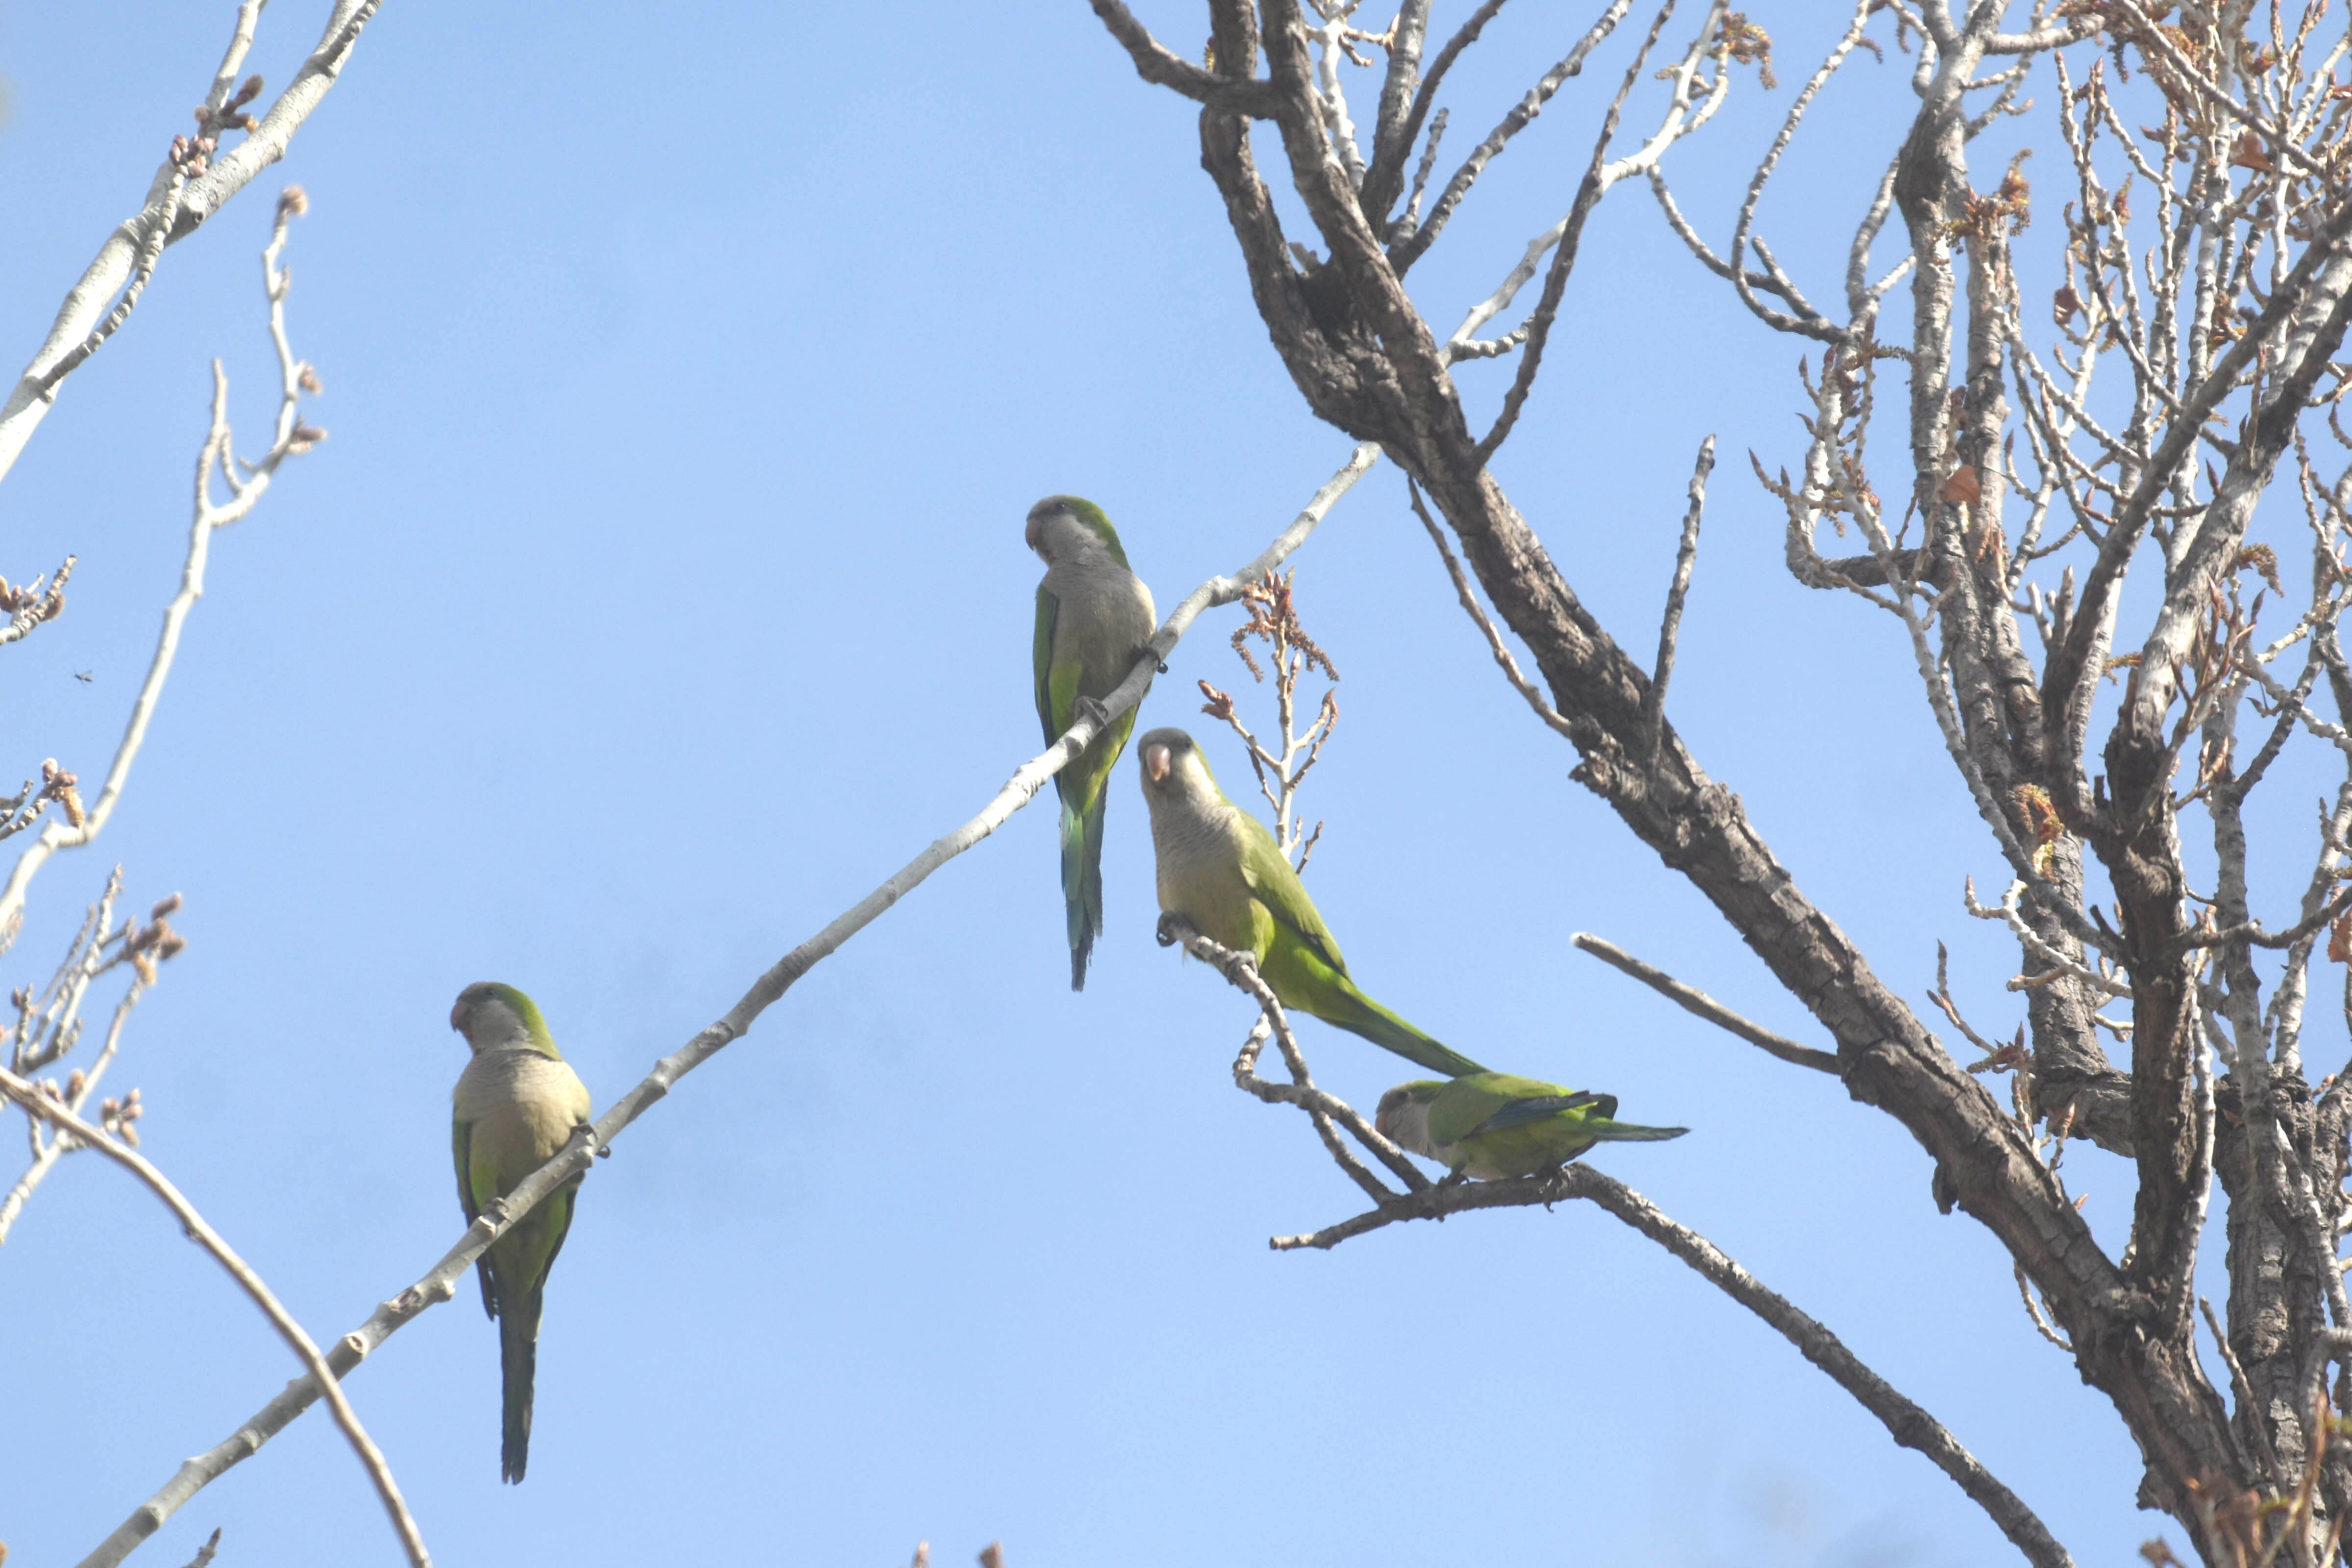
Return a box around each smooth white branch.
[0,0,377,493]
[0,1064,429,1568]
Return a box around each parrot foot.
[1436,1169,1470,1192]
[1074,695,1114,731]
[1155,913,1187,948]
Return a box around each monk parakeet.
[450,981,592,1483]
[1136,726,1487,1078]
[1030,494,1158,990]
[1375,1072,1687,1179]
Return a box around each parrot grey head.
[450,981,557,1056]
[1025,495,1131,569]
[1374,1081,1444,1158]
[1136,727,1219,808]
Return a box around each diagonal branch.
[1642,434,1713,766]
[1361,0,1490,230]
[75,443,1383,1568]
[1389,0,1635,272]
[2042,196,2352,760]
[0,0,382,494]
[1088,0,1284,116]
[0,1065,428,1568]
[1272,1160,2075,1568]
[1570,932,1839,1073]
[1407,478,1574,738]
[1474,0,1717,463]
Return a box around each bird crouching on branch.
[1376,1073,1688,1180]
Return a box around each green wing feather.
[1469,1090,1612,1138]
[1233,815,1347,973]
[1426,1075,1580,1144]
[1032,584,1061,747]
[453,1119,494,1318]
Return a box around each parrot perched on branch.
[450,981,592,1483]
[1135,726,1486,1078]
[1029,494,1158,990]
[1375,1072,1688,1180]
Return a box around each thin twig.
[0,0,382,490]
[1406,478,1575,737]
[0,1065,428,1567]
[1165,917,1431,1193]
[1272,1161,2075,1568]
[0,191,323,946]
[1570,932,1840,1073]
[1643,435,1714,768]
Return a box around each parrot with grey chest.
[1375,1072,1687,1180]
[450,980,591,1483]
[1135,726,1486,1078]
[1029,494,1158,990]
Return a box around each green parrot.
[449,981,592,1484]
[1375,1072,1688,1179]
[1029,494,1158,990]
[1135,726,1487,1078]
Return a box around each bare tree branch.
[1642,434,1713,766]
[0,190,324,950]
[1570,932,1839,1073]
[0,1,380,492]
[0,1064,428,1568]
[1272,1160,2075,1568]
[1087,0,1284,116]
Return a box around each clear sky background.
[0,4,2326,1566]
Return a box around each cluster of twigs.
[1198,569,1340,868]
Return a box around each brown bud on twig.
[278,184,309,218]
[150,893,182,920]
[232,74,264,109]
[1197,681,1235,722]
[297,365,323,395]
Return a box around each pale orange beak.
[1143,743,1171,783]
[449,1000,468,1033]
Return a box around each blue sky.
[0,4,2311,1566]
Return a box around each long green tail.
[1062,793,1108,991]
[1589,1119,1689,1142]
[1330,986,1489,1078]
[499,1285,542,1484]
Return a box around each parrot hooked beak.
[1024,512,1045,555]
[1142,739,1172,783]
[450,996,472,1034]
